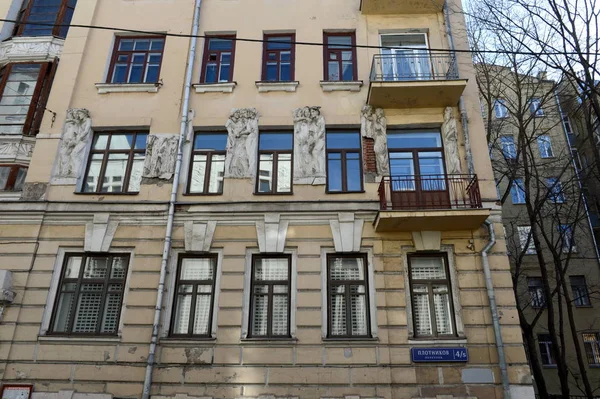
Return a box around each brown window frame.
[169,254,218,338]
[325,130,363,193]
[107,36,166,84]
[255,131,294,195]
[82,132,147,194]
[326,253,371,339]
[261,33,296,82]
[570,275,591,307]
[408,252,457,338]
[583,332,600,365]
[186,132,227,195]
[48,253,130,336]
[13,0,77,38]
[248,254,292,339]
[323,31,358,82]
[527,276,546,308]
[200,35,236,84]
[0,164,28,191]
[538,333,556,365]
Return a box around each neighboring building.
[479,64,600,396]
[0,1,533,399]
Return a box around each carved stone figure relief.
[55,108,92,178]
[442,106,461,175]
[293,106,326,183]
[361,105,389,176]
[225,108,259,178]
[143,134,179,180]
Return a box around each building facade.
[0,1,533,399]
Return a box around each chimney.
[537,70,548,80]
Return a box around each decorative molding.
[54,108,92,179]
[329,212,364,252]
[225,108,259,178]
[411,231,442,251]
[0,36,64,65]
[442,106,461,174]
[319,80,363,92]
[184,221,217,252]
[255,81,299,92]
[95,83,160,94]
[31,391,112,399]
[143,134,178,180]
[293,106,325,183]
[256,213,289,253]
[0,135,35,161]
[152,395,212,399]
[84,213,119,252]
[361,105,389,176]
[194,82,236,93]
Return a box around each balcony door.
[380,34,430,81]
[387,130,450,209]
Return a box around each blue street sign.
[411,347,469,362]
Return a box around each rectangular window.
[511,178,526,204]
[501,136,516,159]
[50,253,129,335]
[570,276,590,307]
[529,98,545,117]
[559,224,576,253]
[326,131,362,192]
[82,132,148,194]
[409,254,455,337]
[583,333,600,365]
[528,277,546,308]
[188,132,227,194]
[256,131,293,194]
[249,255,291,338]
[0,165,27,191]
[323,32,357,81]
[200,36,236,83]
[108,37,165,84]
[262,34,295,82]
[537,135,554,158]
[518,226,536,254]
[170,255,217,337]
[328,254,370,338]
[14,0,77,38]
[494,99,508,118]
[538,334,555,365]
[546,177,565,203]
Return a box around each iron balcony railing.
[378,174,482,211]
[370,51,459,82]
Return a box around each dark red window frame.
[261,33,296,82]
[323,31,358,81]
[13,0,77,38]
[200,35,236,84]
[0,164,28,191]
[107,36,165,84]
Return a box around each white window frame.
[537,135,554,158]
[559,224,577,253]
[529,98,545,117]
[501,135,516,159]
[518,226,536,255]
[547,177,565,203]
[493,98,508,119]
[511,178,526,204]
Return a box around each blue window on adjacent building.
[537,135,554,158]
[546,177,565,203]
[501,136,516,159]
[511,178,526,204]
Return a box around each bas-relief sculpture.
[361,105,389,176]
[143,134,178,180]
[293,106,326,183]
[225,108,259,178]
[55,108,92,178]
[442,106,461,174]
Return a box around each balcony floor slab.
[374,208,491,232]
[367,79,467,108]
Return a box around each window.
[511,178,526,204]
[537,135,554,158]
[546,177,565,203]
[323,32,357,81]
[518,226,536,254]
[327,254,370,338]
[83,132,147,194]
[200,36,236,83]
[262,34,295,82]
[494,99,508,118]
[0,165,27,191]
[50,253,129,335]
[326,131,362,192]
[529,98,545,117]
[108,37,165,84]
[538,334,555,365]
[408,254,455,337]
[14,0,77,38]
[249,255,291,338]
[0,63,55,136]
[559,224,576,253]
[583,333,600,365]
[527,277,546,308]
[188,132,227,194]
[570,276,590,307]
[501,136,516,159]
[256,132,293,194]
[170,255,217,337]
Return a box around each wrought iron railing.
[378,174,482,211]
[370,51,459,82]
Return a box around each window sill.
[408,338,467,345]
[241,338,298,344]
[95,82,161,94]
[160,337,216,346]
[320,80,363,92]
[255,81,299,93]
[193,82,236,93]
[0,191,22,201]
[74,191,140,195]
[322,337,379,343]
[38,335,121,344]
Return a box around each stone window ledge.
[38,335,121,344]
[320,80,363,92]
[159,337,216,346]
[240,338,299,345]
[255,81,299,93]
[0,191,22,201]
[95,82,161,94]
[193,82,237,93]
[407,338,467,345]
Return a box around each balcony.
[360,0,444,14]
[374,174,490,232]
[367,52,467,109]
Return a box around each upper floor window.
[50,253,129,335]
[511,178,526,204]
[83,132,147,194]
[326,130,362,193]
[570,276,590,307]
[188,132,227,194]
[262,34,295,82]
[108,37,165,84]
[558,224,576,252]
[323,32,357,82]
[538,334,555,365]
[537,135,554,158]
[201,36,235,84]
[518,225,536,254]
[546,177,565,203]
[256,131,293,194]
[0,165,27,191]
[527,277,546,308]
[583,333,600,365]
[501,136,516,159]
[493,99,508,118]
[529,98,545,117]
[14,0,77,38]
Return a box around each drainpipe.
[141,0,203,396]
[482,220,512,399]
